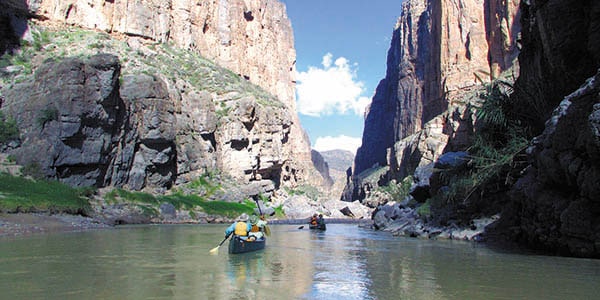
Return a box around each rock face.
[0,1,35,55]
[3,54,125,187]
[487,0,600,258]
[510,0,600,133]
[320,149,354,198]
[2,52,298,192]
[33,0,315,178]
[345,0,520,201]
[310,150,333,188]
[1,0,327,192]
[34,0,296,108]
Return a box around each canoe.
[228,235,266,254]
[309,224,326,231]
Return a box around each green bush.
[21,161,45,180]
[273,205,286,218]
[416,200,431,219]
[285,184,321,200]
[438,79,529,206]
[37,107,59,129]
[376,176,413,201]
[0,111,19,143]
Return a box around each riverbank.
[0,213,373,237]
[0,213,112,237]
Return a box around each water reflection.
[1,224,600,300]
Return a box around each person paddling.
[309,213,318,226]
[317,214,325,227]
[225,214,251,240]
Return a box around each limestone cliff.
[345,0,520,201]
[0,0,326,196]
[38,0,321,187]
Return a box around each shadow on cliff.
[0,0,32,56]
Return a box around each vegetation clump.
[374,176,413,202]
[0,111,19,143]
[285,184,322,201]
[104,188,256,218]
[0,172,92,214]
[431,76,529,221]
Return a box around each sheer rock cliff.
[0,0,326,195]
[345,0,520,201]
[486,0,600,258]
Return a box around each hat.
[249,215,258,225]
[237,214,249,222]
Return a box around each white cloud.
[313,135,362,155]
[296,53,370,117]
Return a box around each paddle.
[209,232,232,255]
[298,225,304,229]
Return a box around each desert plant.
[375,176,413,201]
[438,79,529,206]
[21,161,45,180]
[0,111,19,143]
[37,107,59,129]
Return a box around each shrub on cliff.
[0,111,19,143]
[431,78,529,221]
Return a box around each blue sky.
[280,0,403,154]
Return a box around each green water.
[0,224,599,300]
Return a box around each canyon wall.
[1,0,326,193]
[346,0,520,201]
[487,0,600,258]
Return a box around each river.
[1,224,599,299]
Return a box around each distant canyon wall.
[346,0,520,201]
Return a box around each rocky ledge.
[371,199,498,242]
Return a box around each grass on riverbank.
[0,172,260,219]
[0,173,92,214]
[105,188,256,218]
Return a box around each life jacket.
[310,217,317,225]
[250,224,260,232]
[234,222,248,236]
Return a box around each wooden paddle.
[209,232,232,255]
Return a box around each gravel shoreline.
[0,213,112,237]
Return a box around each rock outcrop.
[2,51,297,193]
[31,0,319,187]
[1,0,327,194]
[486,0,600,258]
[310,150,333,188]
[319,149,354,199]
[345,0,520,202]
[34,0,296,108]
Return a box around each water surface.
[1,224,599,299]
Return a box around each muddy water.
[1,224,599,299]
